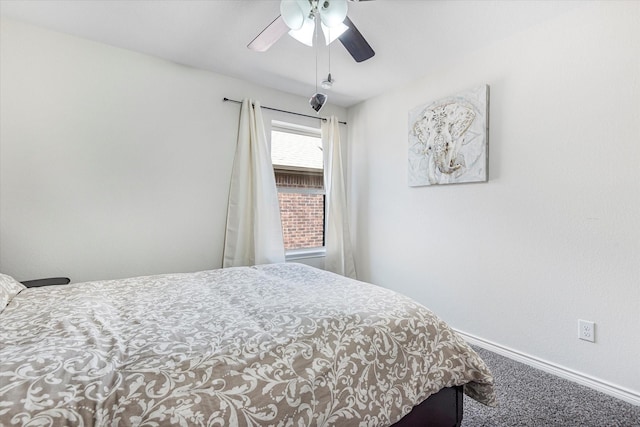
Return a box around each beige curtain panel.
[223,99,285,267]
[322,116,356,278]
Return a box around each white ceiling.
[0,0,581,107]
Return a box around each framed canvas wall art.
[408,85,489,186]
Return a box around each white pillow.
[0,272,26,313]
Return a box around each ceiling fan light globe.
[288,17,315,46]
[321,21,348,45]
[280,0,305,30]
[319,0,348,28]
[296,0,313,17]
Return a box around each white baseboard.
[454,329,640,407]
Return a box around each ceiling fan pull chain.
[309,10,328,113]
[314,13,319,93]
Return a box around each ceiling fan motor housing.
[250,1,375,63]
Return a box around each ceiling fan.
[248,0,375,63]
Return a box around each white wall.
[347,1,639,398]
[0,19,344,283]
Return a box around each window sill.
[285,247,326,261]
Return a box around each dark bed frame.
[392,386,463,427]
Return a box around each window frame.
[270,120,326,260]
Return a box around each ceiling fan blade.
[339,16,375,62]
[248,15,288,52]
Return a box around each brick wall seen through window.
[271,122,324,251]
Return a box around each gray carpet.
[462,346,640,426]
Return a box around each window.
[270,121,325,256]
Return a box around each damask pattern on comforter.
[0,263,495,426]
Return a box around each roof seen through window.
[271,131,323,171]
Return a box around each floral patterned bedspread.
[0,263,495,426]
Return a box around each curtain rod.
[223,97,347,125]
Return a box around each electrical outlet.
[579,320,595,342]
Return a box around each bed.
[0,263,495,426]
